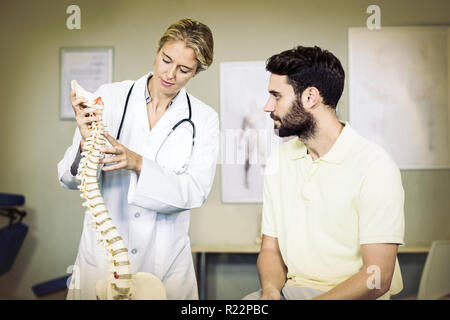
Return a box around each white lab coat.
[57,72,219,300]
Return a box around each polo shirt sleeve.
[261,153,279,238]
[358,152,405,245]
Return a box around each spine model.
[72,80,133,300]
[72,80,166,300]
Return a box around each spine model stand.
[72,80,166,300]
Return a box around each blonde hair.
[158,18,214,73]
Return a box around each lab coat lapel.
[119,74,148,152]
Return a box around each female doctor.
[57,18,218,299]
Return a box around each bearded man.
[244,46,405,300]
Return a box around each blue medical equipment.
[0,193,28,276]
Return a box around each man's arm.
[313,243,398,300]
[257,235,287,300]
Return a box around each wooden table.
[191,243,430,300]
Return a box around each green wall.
[0,0,448,299]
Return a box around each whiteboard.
[348,27,450,169]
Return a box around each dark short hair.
[266,46,345,109]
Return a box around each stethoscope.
[116,82,196,174]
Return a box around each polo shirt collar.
[321,122,354,164]
[289,138,308,160]
[290,122,355,164]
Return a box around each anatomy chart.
[220,61,282,203]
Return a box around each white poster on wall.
[220,61,282,203]
[348,27,450,169]
[60,47,113,119]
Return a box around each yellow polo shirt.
[262,122,405,299]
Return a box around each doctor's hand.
[99,133,143,174]
[70,90,102,150]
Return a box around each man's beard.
[271,98,316,140]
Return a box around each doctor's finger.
[101,162,126,172]
[100,146,121,155]
[79,107,102,117]
[99,155,123,164]
[103,132,121,147]
[72,98,89,111]
[70,90,83,104]
[78,116,100,125]
[78,107,98,115]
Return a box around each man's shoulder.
[348,127,400,174]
